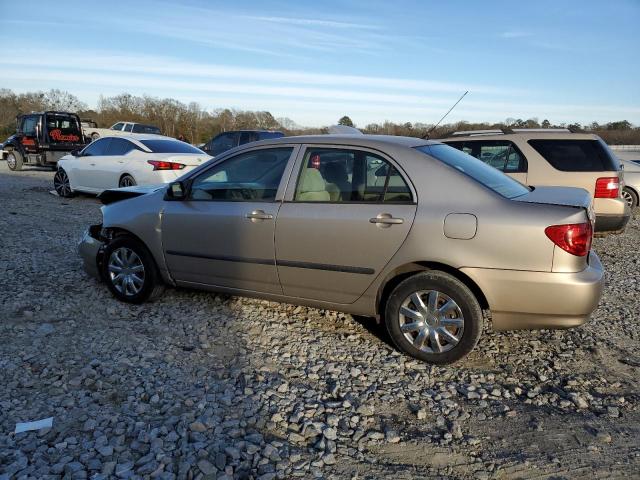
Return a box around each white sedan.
[53,135,211,197]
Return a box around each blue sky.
[0,0,638,127]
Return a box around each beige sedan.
[78,135,604,364]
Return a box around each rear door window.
[106,138,139,155]
[528,139,619,172]
[294,148,412,203]
[416,144,530,199]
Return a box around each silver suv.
[439,129,630,233]
[79,135,604,364]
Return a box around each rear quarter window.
[528,139,619,172]
[415,144,530,199]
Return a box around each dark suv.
[202,130,284,156]
[2,111,86,170]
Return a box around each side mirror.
[70,149,82,157]
[165,181,187,200]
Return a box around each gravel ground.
[1,162,639,480]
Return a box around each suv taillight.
[545,223,592,257]
[594,177,619,198]
[147,160,186,171]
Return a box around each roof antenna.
[422,90,469,139]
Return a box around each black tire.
[6,150,23,171]
[91,133,100,141]
[53,168,75,197]
[119,174,137,188]
[384,271,483,365]
[622,187,638,209]
[101,236,164,304]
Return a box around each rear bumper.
[595,213,630,234]
[461,251,604,330]
[78,226,104,279]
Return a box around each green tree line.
[1,89,638,145]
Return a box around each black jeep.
[2,111,87,171]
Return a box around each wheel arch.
[623,185,639,206]
[376,261,490,316]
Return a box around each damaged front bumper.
[78,224,104,279]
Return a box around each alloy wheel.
[622,189,635,209]
[398,290,465,353]
[108,247,145,296]
[54,170,72,197]
[6,153,16,169]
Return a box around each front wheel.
[91,133,100,141]
[6,151,23,171]
[101,236,164,303]
[54,169,75,197]
[384,271,483,364]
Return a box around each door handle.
[370,213,404,227]
[89,163,96,166]
[245,210,274,222]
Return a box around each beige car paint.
[81,135,604,334]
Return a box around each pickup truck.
[83,121,161,141]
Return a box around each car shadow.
[352,314,395,349]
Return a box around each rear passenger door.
[94,138,138,188]
[275,146,417,304]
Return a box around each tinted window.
[190,147,293,201]
[124,124,134,132]
[132,124,161,134]
[81,138,111,156]
[416,144,530,199]
[294,148,412,203]
[209,133,238,155]
[258,131,284,140]
[445,140,527,173]
[239,132,259,145]
[111,123,125,131]
[106,138,139,156]
[140,139,204,154]
[528,139,619,172]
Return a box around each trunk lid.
[513,186,592,210]
[513,185,595,226]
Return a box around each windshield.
[415,144,530,199]
[140,139,204,154]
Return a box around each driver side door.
[161,145,298,293]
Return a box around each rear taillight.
[594,177,619,198]
[147,160,186,171]
[545,222,592,257]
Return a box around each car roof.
[245,134,440,149]
[440,131,601,141]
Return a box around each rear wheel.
[6,151,23,171]
[101,236,164,303]
[53,168,75,197]
[384,271,483,364]
[119,174,136,188]
[622,187,638,209]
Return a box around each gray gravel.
[1,162,639,479]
